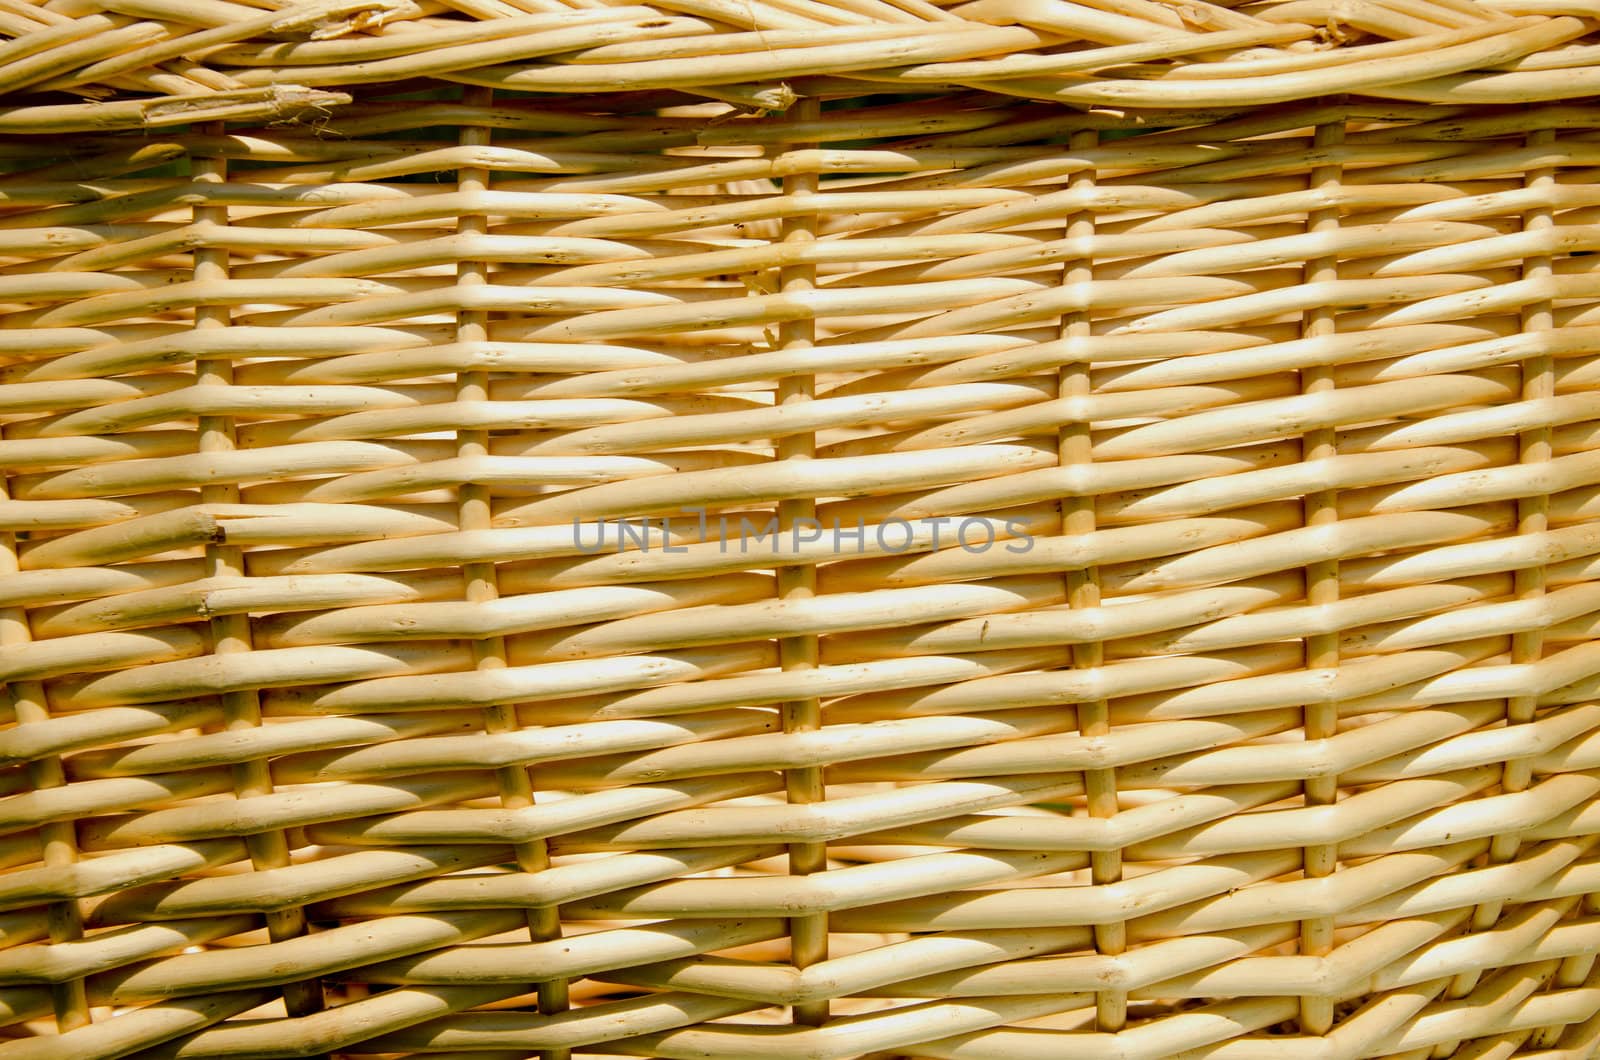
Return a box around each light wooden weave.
[5,0,1600,1057]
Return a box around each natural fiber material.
[4,0,1600,1057]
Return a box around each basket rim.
[2,0,1599,132]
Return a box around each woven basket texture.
[8,0,1600,1057]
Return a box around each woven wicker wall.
[5,1,1600,1058]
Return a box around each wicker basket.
[5,1,1600,1057]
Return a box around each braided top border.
[1,0,1596,131]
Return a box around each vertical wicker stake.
[1535,99,1599,1017]
[1297,113,1345,1039]
[775,94,828,1028]
[1442,120,1562,1058]
[1522,120,1595,1055]
[453,85,572,1055]
[0,493,89,1036]
[191,123,326,1026]
[1058,126,1125,1034]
